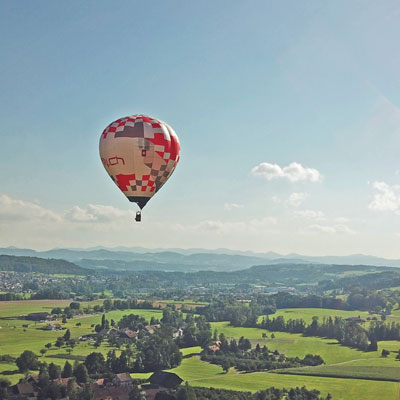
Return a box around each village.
[8,370,183,400]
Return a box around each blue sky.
[1,1,400,256]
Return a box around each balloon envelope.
[99,115,180,209]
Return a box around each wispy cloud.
[0,194,136,225]
[251,162,322,182]
[286,192,308,207]
[223,203,244,211]
[174,217,277,235]
[306,223,356,235]
[294,210,325,220]
[65,204,136,223]
[369,181,400,214]
[0,195,61,222]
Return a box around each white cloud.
[0,194,137,226]
[271,192,308,207]
[175,217,277,234]
[251,162,322,182]
[294,210,325,220]
[369,181,400,214]
[0,195,61,222]
[307,223,356,235]
[223,203,244,211]
[286,192,308,207]
[65,204,136,223]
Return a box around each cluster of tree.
[201,334,323,372]
[134,325,182,372]
[157,384,332,400]
[368,320,400,342]
[29,363,91,400]
[176,315,211,348]
[0,255,89,275]
[103,298,154,311]
[81,326,182,375]
[15,351,89,382]
[319,270,400,291]
[260,315,373,351]
[0,292,26,301]
[118,313,148,331]
[198,299,270,327]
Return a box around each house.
[120,329,138,340]
[93,386,131,400]
[52,378,79,388]
[112,373,133,387]
[11,382,37,399]
[26,375,39,385]
[172,328,184,338]
[148,371,183,389]
[44,323,63,331]
[141,324,160,336]
[208,340,221,352]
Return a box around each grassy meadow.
[2,301,400,399]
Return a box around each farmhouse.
[120,328,138,339]
[112,373,133,387]
[10,383,37,399]
[93,385,131,400]
[148,371,183,389]
[44,323,63,331]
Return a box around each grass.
[260,308,375,324]
[281,364,400,381]
[132,347,400,400]
[0,302,163,384]
[211,322,400,366]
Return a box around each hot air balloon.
[99,114,180,221]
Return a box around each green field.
[0,301,163,384]
[261,308,375,324]
[2,302,400,399]
[132,349,399,400]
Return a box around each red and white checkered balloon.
[99,115,180,209]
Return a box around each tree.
[177,383,197,400]
[220,358,231,373]
[64,329,71,341]
[128,385,142,400]
[62,361,73,378]
[40,349,47,357]
[85,352,106,374]
[38,371,50,389]
[45,343,52,349]
[77,383,93,400]
[55,337,65,348]
[0,378,10,400]
[70,302,81,310]
[48,363,61,380]
[16,350,39,372]
[104,299,113,312]
[74,364,89,384]
[381,349,390,357]
[62,316,68,324]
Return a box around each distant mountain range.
[1,246,400,272]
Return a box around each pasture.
[0,300,163,384]
[131,348,400,400]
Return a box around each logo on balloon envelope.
[99,115,180,210]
